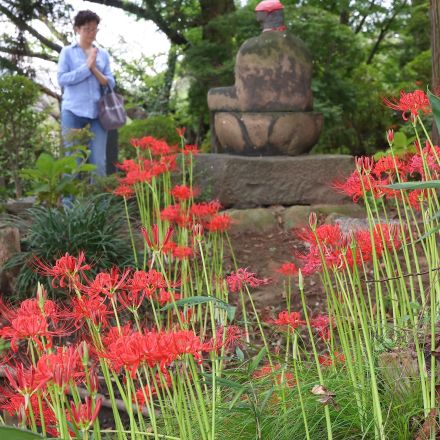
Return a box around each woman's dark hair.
[74,10,100,27]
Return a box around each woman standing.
[58,10,115,177]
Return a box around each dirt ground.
[226,227,326,321]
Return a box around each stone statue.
[207,0,323,156]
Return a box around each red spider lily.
[253,363,296,388]
[210,325,245,352]
[333,169,388,203]
[156,289,180,306]
[226,268,270,292]
[1,393,58,436]
[101,328,211,377]
[172,245,193,260]
[383,89,431,121]
[176,127,186,137]
[276,262,298,277]
[69,397,102,430]
[270,311,305,330]
[407,189,427,210]
[112,184,134,198]
[2,364,49,396]
[119,166,153,185]
[182,144,200,155]
[407,142,440,177]
[141,224,174,252]
[34,252,90,289]
[170,184,196,201]
[318,351,345,367]
[67,295,112,327]
[386,129,394,144]
[35,346,84,388]
[206,213,232,232]
[0,297,64,351]
[310,314,334,341]
[160,203,189,227]
[190,200,222,219]
[81,267,131,298]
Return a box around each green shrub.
[2,194,135,298]
[119,115,180,158]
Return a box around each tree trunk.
[158,45,178,114]
[430,0,440,144]
[200,0,235,42]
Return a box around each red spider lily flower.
[318,351,345,367]
[0,297,63,351]
[386,129,394,145]
[119,167,152,185]
[206,213,232,232]
[210,325,245,352]
[82,267,130,298]
[372,155,407,180]
[383,89,431,121]
[101,328,210,376]
[141,224,174,252]
[112,184,134,198]
[156,289,180,306]
[407,142,440,177]
[310,314,334,341]
[190,200,222,219]
[333,169,387,203]
[182,144,200,155]
[3,364,49,396]
[160,203,189,227]
[67,295,112,327]
[172,245,193,260]
[34,252,90,289]
[176,127,186,138]
[407,189,426,211]
[276,262,298,277]
[1,393,58,435]
[270,311,305,330]
[170,184,196,201]
[226,268,270,292]
[253,363,296,387]
[69,397,102,430]
[35,346,84,388]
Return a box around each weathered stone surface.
[193,153,354,208]
[0,224,20,293]
[282,205,312,230]
[214,111,323,156]
[5,196,35,216]
[235,32,313,112]
[226,208,277,234]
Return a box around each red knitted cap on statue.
[255,0,284,12]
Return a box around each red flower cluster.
[226,268,270,292]
[297,222,403,275]
[383,89,431,121]
[269,311,305,330]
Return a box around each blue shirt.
[57,43,115,119]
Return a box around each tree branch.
[85,0,188,46]
[0,45,57,62]
[0,3,62,53]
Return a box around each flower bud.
[386,129,394,145]
[308,212,317,230]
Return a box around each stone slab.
[193,154,354,208]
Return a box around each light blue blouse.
[57,43,115,119]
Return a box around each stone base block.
[193,153,354,208]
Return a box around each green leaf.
[247,347,267,375]
[160,296,236,322]
[387,181,440,190]
[235,346,245,362]
[428,88,440,133]
[201,373,245,391]
[0,425,46,439]
[416,223,440,241]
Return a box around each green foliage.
[119,115,180,158]
[0,425,46,439]
[0,74,49,198]
[21,148,96,207]
[3,194,135,298]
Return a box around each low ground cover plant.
[0,91,439,439]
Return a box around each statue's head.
[255,0,285,31]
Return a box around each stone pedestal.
[192,153,354,208]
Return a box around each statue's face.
[255,11,267,27]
